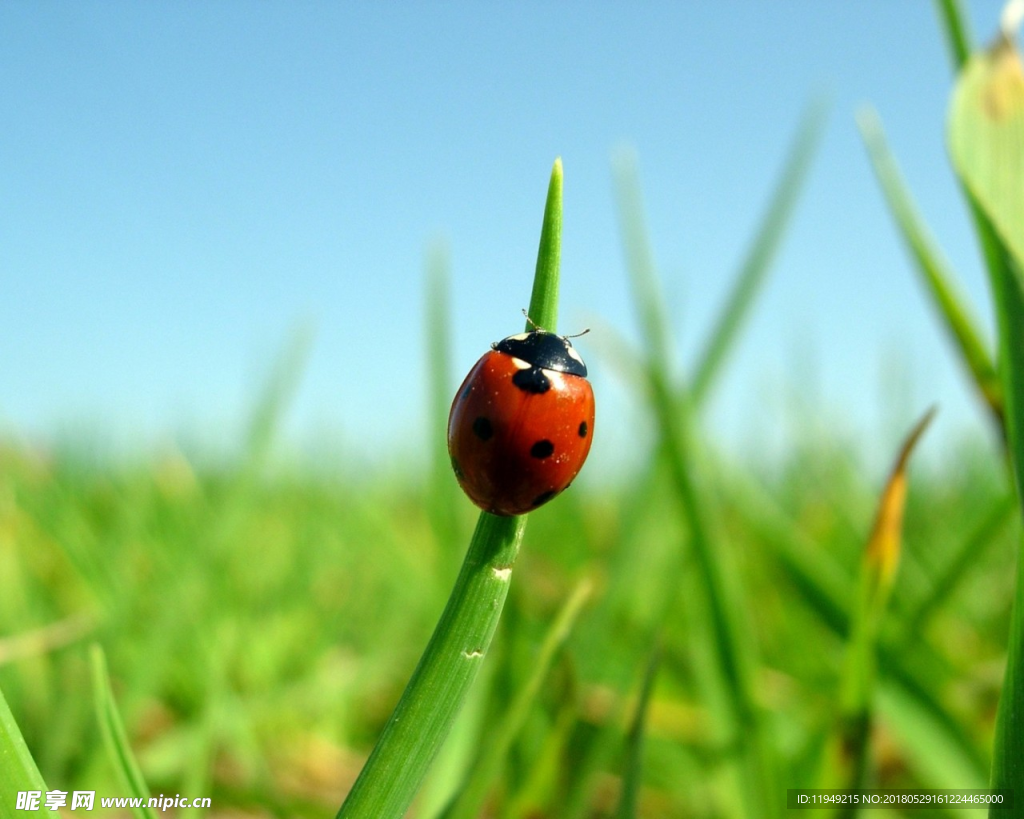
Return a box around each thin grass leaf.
[613,155,779,819]
[691,96,828,406]
[336,160,563,819]
[858,108,1003,428]
[949,28,1024,807]
[876,681,987,788]
[934,0,974,71]
[827,410,934,799]
[734,471,988,784]
[528,157,563,334]
[614,641,661,819]
[90,645,157,819]
[245,323,314,468]
[904,492,1017,633]
[0,685,46,819]
[440,577,592,819]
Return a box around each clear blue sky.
[0,2,1010,471]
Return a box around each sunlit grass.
[2,3,1024,815]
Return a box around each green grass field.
[4,3,1024,817]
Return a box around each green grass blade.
[691,97,828,406]
[904,492,1017,633]
[732,473,989,783]
[337,160,564,819]
[244,323,314,467]
[0,685,46,819]
[90,644,158,819]
[858,107,1003,427]
[613,155,778,819]
[934,0,974,72]
[611,150,676,379]
[439,578,592,819]
[527,158,563,334]
[949,33,1024,808]
[336,513,526,818]
[614,641,661,819]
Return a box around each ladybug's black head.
[493,331,587,377]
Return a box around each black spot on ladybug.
[450,456,464,480]
[578,421,588,437]
[531,489,557,507]
[530,439,554,459]
[472,416,493,441]
[512,367,551,394]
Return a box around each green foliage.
[947,22,1024,809]
[0,685,47,819]
[90,645,157,819]
[2,13,1023,814]
[337,159,565,818]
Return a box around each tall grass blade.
[0,685,46,819]
[613,155,778,819]
[244,323,314,468]
[858,108,1003,428]
[691,97,828,406]
[528,158,563,334]
[905,493,1017,633]
[949,30,1024,808]
[90,645,158,819]
[336,160,564,819]
[439,578,592,819]
[934,0,974,71]
[826,410,934,799]
[614,641,661,819]
[734,472,988,784]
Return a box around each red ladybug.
[448,327,595,516]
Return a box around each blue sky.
[0,2,1011,471]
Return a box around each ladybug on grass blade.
[448,317,595,516]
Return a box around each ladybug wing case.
[448,350,594,516]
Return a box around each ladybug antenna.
[521,309,546,332]
[522,308,589,340]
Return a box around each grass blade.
[244,323,314,468]
[90,644,157,819]
[691,97,828,406]
[336,160,564,819]
[528,157,563,334]
[336,513,527,818]
[733,471,988,785]
[904,492,1017,633]
[440,578,592,819]
[934,0,974,72]
[0,685,46,819]
[824,410,934,799]
[948,29,1024,808]
[613,154,778,819]
[614,641,661,819]
[858,107,1003,428]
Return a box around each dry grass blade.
[824,409,935,799]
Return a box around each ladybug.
[448,323,595,516]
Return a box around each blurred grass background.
[0,363,1014,817]
[1,144,1020,819]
